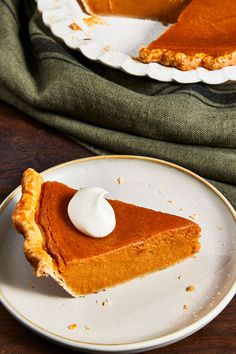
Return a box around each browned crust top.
[139,48,236,71]
[12,169,55,276]
[12,169,80,296]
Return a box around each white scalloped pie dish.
[37,0,236,84]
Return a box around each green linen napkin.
[1,0,236,207]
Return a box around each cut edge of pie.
[12,168,78,297]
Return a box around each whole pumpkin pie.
[81,0,236,70]
[12,168,201,296]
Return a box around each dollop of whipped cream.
[67,187,116,238]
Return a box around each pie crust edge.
[139,48,236,71]
[12,168,77,297]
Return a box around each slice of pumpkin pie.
[12,168,201,296]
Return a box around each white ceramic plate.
[0,156,236,352]
[37,0,236,84]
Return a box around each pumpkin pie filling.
[80,0,191,23]
[139,0,236,70]
[13,168,201,296]
[81,0,236,70]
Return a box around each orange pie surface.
[13,169,201,296]
[81,0,236,70]
[81,0,191,23]
[139,0,236,70]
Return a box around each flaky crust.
[139,48,236,71]
[80,0,96,15]
[12,168,77,297]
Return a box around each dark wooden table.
[0,102,235,354]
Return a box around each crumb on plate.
[186,285,195,292]
[69,22,82,31]
[117,177,124,185]
[102,298,112,306]
[83,16,107,27]
[68,323,78,330]
[103,45,111,52]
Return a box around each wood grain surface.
[0,102,235,354]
